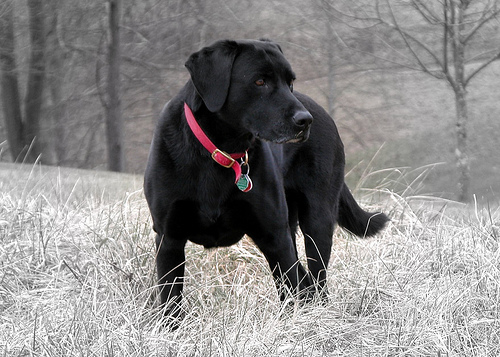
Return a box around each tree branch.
[320,0,382,30]
[463,4,500,44]
[465,50,500,86]
[465,48,500,63]
[411,0,442,25]
[335,31,439,75]
[383,0,445,78]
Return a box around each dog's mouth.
[287,129,310,143]
[255,127,310,144]
[283,126,311,144]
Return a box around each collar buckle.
[211,149,236,168]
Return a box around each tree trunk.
[454,87,471,202]
[106,0,125,172]
[0,0,24,161]
[44,0,65,165]
[24,0,47,163]
[326,21,335,117]
[451,0,471,202]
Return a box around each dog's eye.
[255,79,265,87]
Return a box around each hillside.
[1,164,499,356]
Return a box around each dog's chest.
[166,170,248,244]
[168,196,246,248]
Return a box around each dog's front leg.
[155,234,187,321]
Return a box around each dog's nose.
[293,111,313,128]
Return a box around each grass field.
[1,163,499,356]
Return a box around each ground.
[1,163,499,356]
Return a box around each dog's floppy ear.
[259,38,283,53]
[185,40,240,112]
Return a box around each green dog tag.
[236,174,252,192]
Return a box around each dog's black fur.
[144,39,389,320]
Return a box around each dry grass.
[1,163,499,356]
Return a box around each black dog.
[144,39,388,320]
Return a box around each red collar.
[184,103,247,184]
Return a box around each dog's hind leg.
[298,200,336,301]
[251,232,314,302]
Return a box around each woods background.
[0,0,499,202]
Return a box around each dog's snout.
[293,111,313,128]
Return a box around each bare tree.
[105,0,124,172]
[45,0,67,165]
[0,0,24,161]
[24,0,47,163]
[329,0,500,202]
[0,0,47,163]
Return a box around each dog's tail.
[337,183,389,237]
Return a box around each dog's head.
[185,39,312,144]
